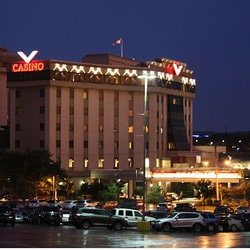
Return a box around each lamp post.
[214,145,220,201]
[138,72,156,221]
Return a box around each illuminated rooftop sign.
[12,50,45,72]
[17,50,39,63]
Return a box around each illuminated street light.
[138,71,156,221]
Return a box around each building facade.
[5,52,199,195]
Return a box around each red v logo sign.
[173,64,183,76]
[17,50,39,63]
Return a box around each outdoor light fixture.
[138,71,156,221]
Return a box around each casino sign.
[11,50,45,72]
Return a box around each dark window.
[40,106,45,114]
[16,90,21,98]
[15,123,20,131]
[40,123,45,131]
[15,140,20,148]
[40,89,45,97]
[69,140,74,148]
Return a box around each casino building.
[1,48,241,197]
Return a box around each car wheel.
[82,220,90,229]
[218,225,224,232]
[162,223,171,232]
[114,221,123,230]
[207,224,215,232]
[230,224,237,232]
[193,223,202,232]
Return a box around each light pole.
[138,72,156,221]
[214,145,220,201]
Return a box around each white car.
[111,208,155,227]
[151,212,207,232]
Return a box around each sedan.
[216,215,245,232]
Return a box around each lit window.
[99,125,104,132]
[83,124,88,132]
[98,158,104,168]
[128,141,133,149]
[128,126,133,133]
[128,158,133,168]
[83,91,88,99]
[84,158,88,168]
[114,158,119,168]
[69,158,74,168]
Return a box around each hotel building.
[2,49,240,197]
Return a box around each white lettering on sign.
[173,64,183,76]
[17,50,39,63]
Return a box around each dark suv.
[72,207,128,230]
[0,207,15,226]
[31,206,61,225]
[174,203,196,212]
[214,205,234,216]
[40,206,61,225]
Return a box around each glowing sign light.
[12,61,45,72]
[17,50,39,63]
[12,50,45,72]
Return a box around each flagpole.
[121,38,123,57]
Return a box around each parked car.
[72,207,128,230]
[82,199,98,207]
[62,200,78,210]
[151,212,206,232]
[145,210,171,219]
[47,199,64,208]
[117,199,138,210]
[216,214,244,232]
[166,192,179,201]
[21,208,33,223]
[40,206,61,225]
[13,208,24,223]
[111,208,155,227]
[235,206,250,214]
[30,206,61,225]
[231,212,250,231]
[61,210,72,224]
[213,205,234,216]
[199,212,219,232]
[0,206,15,226]
[156,201,172,212]
[29,199,48,208]
[173,203,196,212]
[96,201,118,209]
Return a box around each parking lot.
[0,223,250,248]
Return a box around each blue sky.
[1,0,250,132]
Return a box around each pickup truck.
[72,207,128,230]
[111,208,155,227]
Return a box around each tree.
[195,179,215,200]
[99,183,119,202]
[146,185,165,204]
[79,179,104,200]
[0,149,67,199]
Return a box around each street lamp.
[138,71,156,221]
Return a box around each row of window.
[67,157,134,169]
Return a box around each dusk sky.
[1,0,250,133]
